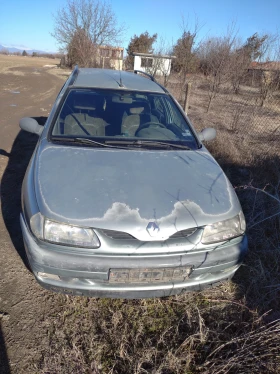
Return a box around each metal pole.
[184,82,192,114]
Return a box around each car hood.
[34,141,241,241]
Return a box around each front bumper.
[20,213,248,299]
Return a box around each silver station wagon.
[20,67,248,298]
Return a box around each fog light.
[37,272,60,281]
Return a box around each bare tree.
[67,28,98,67]
[52,0,125,67]
[198,25,237,111]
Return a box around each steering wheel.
[135,121,166,136]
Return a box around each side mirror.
[19,117,44,136]
[198,128,216,142]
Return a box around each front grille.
[100,229,136,240]
[169,228,197,239]
[100,228,197,240]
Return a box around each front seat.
[64,94,107,136]
[121,101,158,137]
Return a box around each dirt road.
[0,56,69,373]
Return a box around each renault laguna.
[19,67,248,298]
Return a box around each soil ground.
[0,55,69,373]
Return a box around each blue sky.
[0,0,279,52]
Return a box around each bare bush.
[259,68,280,106]
[197,26,237,112]
[229,45,251,94]
[195,28,277,111]
[258,37,280,106]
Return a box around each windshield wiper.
[51,137,191,150]
[52,137,125,149]
[105,140,191,150]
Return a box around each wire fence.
[166,74,280,166]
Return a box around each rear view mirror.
[19,117,44,135]
[198,128,216,142]
[112,95,132,104]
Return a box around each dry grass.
[31,291,280,374]
[166,73,280,165]
[30,285,280,373]
[0,54,61,73]
[47,67,72,80]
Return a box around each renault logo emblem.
[146,222,160,237]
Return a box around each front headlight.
[201,212,246,245]
[30,213,100,248]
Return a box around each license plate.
[109,266,192,284]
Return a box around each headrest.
[130,107,144,114]
[129,101,150,115]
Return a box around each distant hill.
[0,44,52,55]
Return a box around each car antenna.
[119,71,124,87]
[104,71,124,88]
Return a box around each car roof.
[71,68,166,93]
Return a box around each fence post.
[184,82,192,114]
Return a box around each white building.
[132,52,175,76]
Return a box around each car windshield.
[51,89,198,149]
